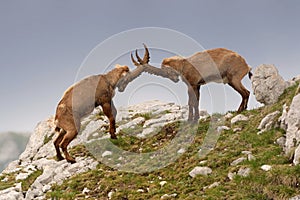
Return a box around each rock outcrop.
[251,64,287,105]
[279,90,300,165]
[257,111,280,134]
[0,100,196,199]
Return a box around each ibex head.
[131,43,150,66]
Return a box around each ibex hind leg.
[229,80,250,112]
[54,128,66,161]
[59,129,78,164]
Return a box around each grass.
[0,84,296,198]
[43,83,300,199]
[0,173,17,190]
[21,170,43,191]
[132,112,153,120]
[0,169,43,192]
[43,132,55,144]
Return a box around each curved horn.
[142,43,150,64]
[135,49,144,64]
[131,52,140,66]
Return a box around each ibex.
[162,48,252,121]
[54,64,129,163]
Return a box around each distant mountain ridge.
[0,132,30,171]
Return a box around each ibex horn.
[135,49,144,64]
[142,43,150,64]
[131,52,140,66]
[131,44,150,66]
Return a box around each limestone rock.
[225,112,234,120]
[19,117,56,164]
[117,117,145,132]
[207,182,220,189]
[231,114,248,124]
[281,93,300,165]
[177,148,185,154]
[276,137,286,147]
[237,167,250,177]
[251,64,287,105]
[159,181,167,187]
[231,157,247,166]
[290,194,300,200]
[217,126,230,132]
[233,127,242,132]
[199,110,210,120]
[286,74,300,88]
[294,145,300,165]
[228,172,236,180]
[278,103,289,130]
[261,165,272,171]
[102,151,112,157]
[257,111,280,134]
[161,193,177,199]
[189,166,212,177]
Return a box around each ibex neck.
[104,71,121,88]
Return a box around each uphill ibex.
[162,48,252,121]
[54,65,129,163]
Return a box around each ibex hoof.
[110,134,117,139]
[66,158,76,164]
[56,155,64,161]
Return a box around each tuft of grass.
[69,144,94,159]
[132,112,153,120]
[0,173,17,190]
[43,132,55,144]
[20,169,43,191]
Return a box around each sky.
[0,0,300,133]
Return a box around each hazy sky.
[1,1,300,132]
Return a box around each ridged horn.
[131,52,139,66]
[135,49,143,64]
[130,44,151,66]
[142,43,150,64]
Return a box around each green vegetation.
[69,144,94,159]
[0,173,17,190]
[132,112,153,120]
[43,132,55,144]
[0,169,43,192]
[41,84,298,199]
[21,170,43,191]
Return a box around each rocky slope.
[0,65,300,200]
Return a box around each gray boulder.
[251,64,287,105]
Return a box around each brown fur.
[162,48,251,121]
[54,65,129,163]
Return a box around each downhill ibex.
[54,65,129,163]
[162,48,252,121]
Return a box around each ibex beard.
[54,64,129,163]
